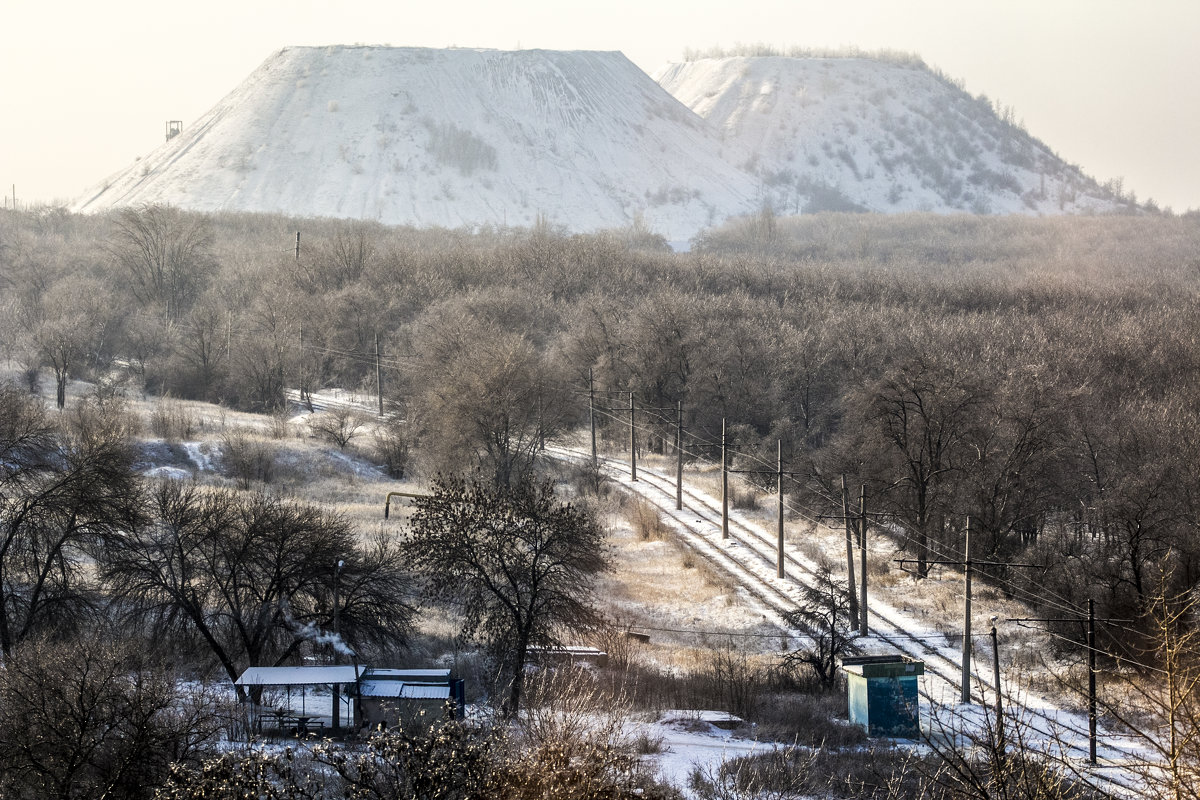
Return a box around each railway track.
[550,446,1151,796]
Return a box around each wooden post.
[776,440,785,579]
[1089,598,1098,765]
[375,333,383,417]
[992,621,1003,751]
[629,392,637,481]
[589,368,597,468]
[841,476,858,623]
[962,518,973,705]
[859,484,868,636]
[295,231,300,261]
[721,418,729,539]
[675,401,683,511]
[332,563,341,731]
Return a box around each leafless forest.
[3,205,1200,797]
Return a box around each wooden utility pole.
[776,440,785,578]
[897,517,1041,706]
[991,619,1003,751]
[374,333,383,417]
[589,368,597,468]
[629,392,637,481]
[1008,600,1130,765]
[675,401,683,511]
[897,520,1046,705]
[841,476,859,624]
[729,448,802,576]
[721,418,728,539]
[962,519,973,704]
[332,559,343,731]
[859,484,868,636]
[1088,599,1097,764]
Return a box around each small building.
[526,645,609,668]
[233,664,464,736]
[841,654,924,738]
[357,668,466,730]
[235,664,364,734]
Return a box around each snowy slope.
[657,56,1124,215]
[73,47,758,239]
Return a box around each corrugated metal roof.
[401,684,451,700]
[235,665,365,686]
[365,668,451,680]
[359,681,452,699]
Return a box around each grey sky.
[6,0,1198,212]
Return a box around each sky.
[5,0,1199,212]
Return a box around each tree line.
[4,206,1200,643]
[4,203,1200,797]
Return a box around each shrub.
[149,396,196,441]
[0,637,225,800]
[372,417,412,479]
[220,429,275,488]
[307,406,366,450]
[629,496,669,540]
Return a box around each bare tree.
[102,481,413,697]
[413,313,570,487]
[307,406,367,450]
[403,476,608,717]
[0,635,225,800]
[107,205,214,318]
[0,394,141,655]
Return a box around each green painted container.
[842,656,923,737]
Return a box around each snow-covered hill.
[656,55,1124,215]
[74,47,1130,236]
[72,46,759,239]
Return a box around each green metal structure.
[842,654,924,737]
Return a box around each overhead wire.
[585,390,1162,656]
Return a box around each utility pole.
[1089,599,1097,765]
[776,440,785,578]
[629,392,637,481]
[332,558,344,731]
[721,418,728,539]
[897,518,1041,706]
[859,484,868,636]
[589,368,597,468]
[963,520,973,704]
[299,322,309,411]
[991,618,1003,753]
[374,333,383,417]
[729,447,802,574]
[675,401,683,511]
[840,476,859,624]
[1008,601,1131,764]
[537,392,545,451]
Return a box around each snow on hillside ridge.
[72,46,759,239]
[656,55,1124,215]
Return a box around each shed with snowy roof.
[235,664,365,734]
[357,668,466,730]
